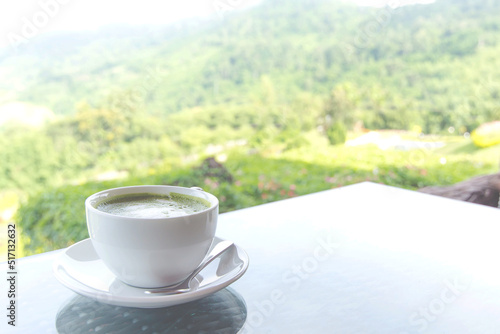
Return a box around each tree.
[326,121,347,145]
[322,83,359,145]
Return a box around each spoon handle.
[145,240,234,294]
[187,240,234,282]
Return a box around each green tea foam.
[96,192,210,218]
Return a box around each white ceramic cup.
[85,185,218,288]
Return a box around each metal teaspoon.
[144,240,234,295]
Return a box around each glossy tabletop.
[3,182,500,333]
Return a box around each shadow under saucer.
[56,287,247,334]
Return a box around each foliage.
[327,121,347,145]
[17,136,500,255]
[1,0,500,132]
[2,0,500,257]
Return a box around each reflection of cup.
[85,185,218,288]
[56,288,247,334]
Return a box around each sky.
[0,0,434,49]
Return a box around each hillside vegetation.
[0,0,499,256]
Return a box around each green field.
[4,131,497,259]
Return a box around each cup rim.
[85,185,219,220]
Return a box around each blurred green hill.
[1,0,499,132]
[1,0,500,256]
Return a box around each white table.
[3,182,500,333]
[224,182,500,333]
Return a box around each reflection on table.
[56,288,247,334]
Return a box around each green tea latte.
[96,192,210,218]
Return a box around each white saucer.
[53,237,249,308]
